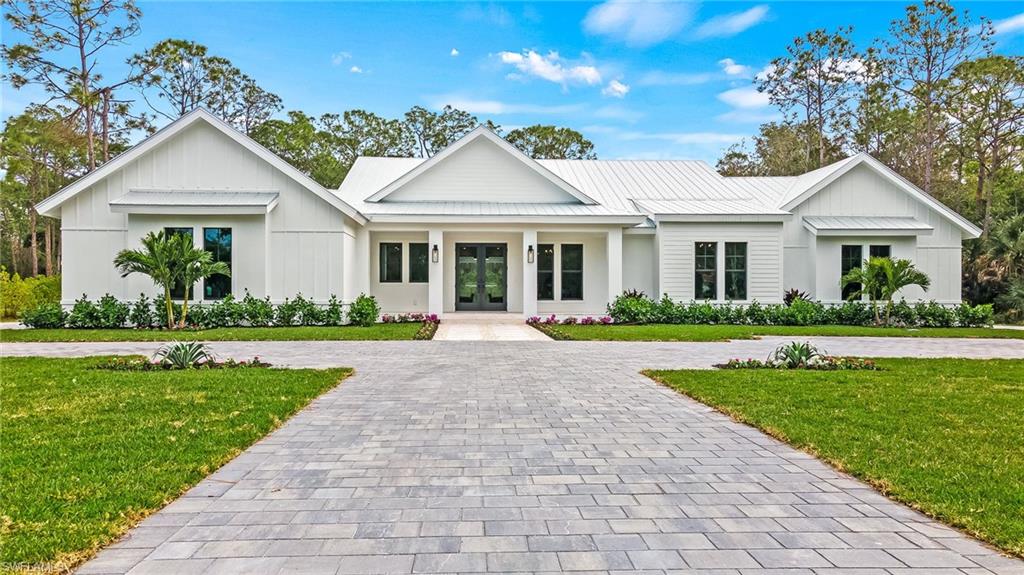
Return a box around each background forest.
[2,0,1022,320]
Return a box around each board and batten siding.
[383,138,579,204]
[657,222,784,303]
[784,163,964,303]
[59,120,354,303]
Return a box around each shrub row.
[606,293,993,328]
[1,267,60,319]
[20,292,386,329]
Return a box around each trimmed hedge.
[19,291,384,330]
[606,293,993,328]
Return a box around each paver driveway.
[8,338,1022,575]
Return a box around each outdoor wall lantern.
[431,244,439,263]
[527,245,535,264]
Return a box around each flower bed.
[715,341,880,371]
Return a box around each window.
[409,243,429,283]
[537,244,554,300]
[725,242,747,300]
[164,227,193,299]
[560,244,583,300]
[694,242,717,300]
[868,245,891,299]
[841,245,863,300]
[870,244,891,259]
[379,242,402,283]
[203,228,232,300]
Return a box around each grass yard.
[0,356,350,574]
[646,358,1024,557]
[0,323,423,343]
[542,323,1024,341]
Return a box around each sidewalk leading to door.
[434,313,549,341]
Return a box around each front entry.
[455,243,507,311]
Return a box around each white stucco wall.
[59,120,356,303]
[369,231,430,313]
[535,231,609,316]
[658,222,784,304]
[784,163,965,303]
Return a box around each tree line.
[0,0,596,278]
[717,0,1023,318]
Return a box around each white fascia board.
[364,126,597,205]
[781,153,981,239]
[803,225,933,237]
[110,204,273,215]
[35,109,367,224]
[652,214,790,223]
[365,214,647,225]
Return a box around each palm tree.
[988,214,1024,280]
[841,257,931,325]
[114,232,178,328]
[167,234,231,328]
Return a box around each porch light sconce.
[431,244,439,263]
[527,245,535,264]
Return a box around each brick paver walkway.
[4,338,1022,574]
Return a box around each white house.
[37,109,981,318]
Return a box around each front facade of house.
[38,109,981,318]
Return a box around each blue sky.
[3,1,1023,163]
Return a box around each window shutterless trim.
[560,244,584,301]
[537,243,554,301]
[408,242,429,283]
[379,242,403,283]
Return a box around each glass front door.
[455,243,507,311]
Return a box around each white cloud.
[331,51,351,66]
[459,3,512,27]
[602,79,630,98]
[430,96,584,115]
[694,5,769,39]
[593,106,644,122]
[994,12,1024,36]
[583,0,695,47]
[450,48,460,57]
[717,86,769,109]
[718,58,751,77]
[716,109,782,124]
[497,50,602,87]
[635,71,713,86]
[349,66,363,74]
[619,130,746,145]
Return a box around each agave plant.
[770,341,822,369]
[154,341,212,369]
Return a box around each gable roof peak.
[365,123,597,205]
[35,108,366,223]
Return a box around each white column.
[607,227,623,306]
[428,229,444,317]
[522,230,537,318]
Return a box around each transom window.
[537,244,554,300]
[203,227,232,300]
[560,244,583,301]
[841,245,863,300]
[694,242,717,300]
[379,242,402,283]
[725,242,747,301]
[409,243,429,283]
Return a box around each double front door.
[456,243,507,311]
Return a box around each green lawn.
[0,323,423,343]
[646,358,1024,557]
[541,323,1024,341]
[0,356,350,573]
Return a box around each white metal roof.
[803,215,934,236]
[110,190,280,215]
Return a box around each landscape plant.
[347,293,380,327]
[841,257,932,325]
[113,231,180,328]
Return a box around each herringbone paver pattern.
[6,337,1022,574]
